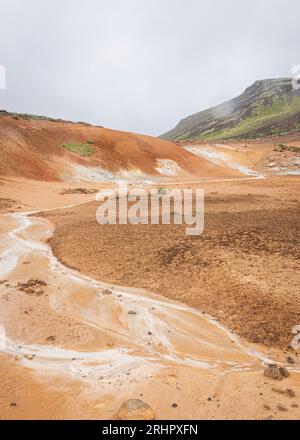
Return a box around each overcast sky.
[0,0,299,135]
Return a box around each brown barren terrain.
[0,126,300,420]
[46,176,300,350]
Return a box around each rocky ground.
[0,141,299,420]
[46,176,300,350]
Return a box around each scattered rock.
[286,389,296,398]
[264,364,289,380]
[46,336,56,342]
[287,356,295,365]
[277,403,288,412]
[10,402,17,407]
[272,387,296,398]
[171,403,178,408]
[291,402,298,408]
[263,404,271,410]
[17,279,47,296]
[128,310,137,315]
[103,289,112,295]
[0,198,19,209]
[117,399,155,420]
[279,367,290,378]
[24,353,35,360]
[60,188,98,195]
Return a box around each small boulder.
[117,399,155,420]
[279,367,290,378]
[103,289,112,296]
[285,388,296,398]
[264,364,289,380]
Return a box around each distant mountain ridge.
[161,78,300,141]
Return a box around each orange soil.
[0,133,299,420]
[0,115,238,181]
[0,176,299,420]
